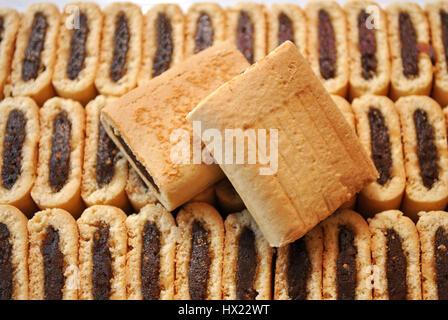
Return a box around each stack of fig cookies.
[0,0,448,301]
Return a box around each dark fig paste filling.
[96,122,118,187]
[236,227,258,300]
[22,12,48,81]
[110,12,129,82]
[278,12,294,45]
[141,221,161,300]
[368,108,392,186]
[2,110,26,190]
[0,223,13,300]
[413,109,439,189]
[188,220,210,300]
[318,10,336,80]
[441,10,448,68]
[67,13,88,80]
[49,111,71,193]
[42,226,64,300]
[435,227,448,300]
[336,226,357,300]
[358,10,377,80]
[237,11,254,64]
[92,223,113,300]
[386,229,407,300]
[399,12,419,78]
[0,17,4,44]
[194,12,213,53]
[152,13,173,77]
[287,237,311,300]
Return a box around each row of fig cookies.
[2,0,448,107]
[332,94,448,222]
[2,202,447,300]
[0,95,246,218]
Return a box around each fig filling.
[441,10,448,68]
[358,10,377,80]
[236,227,258,300]
[0,17,4,44]
[194,12,213,53]
[92,223,112,300]
[413,109,439,189]
[287,237,311,300]
[188,220,210,300]
[435,227,448,300]
[110,12,129,82]
[42,226,64,300]
[96,122,118,187]
[237,11,254,64]
[318,10,336,80]
[141,221,161,300]
[399,12,419,78]
[67,13,88,80]
[49,111,71,193]
[152,13,173,77]
[386,229,407,300]
[22,12,48,81]
[2,110,26,190]
[0,223,13,300]
[336,226,357,300]
[368,108,392,186]
[278,12,294,45]
[114,134,159,193]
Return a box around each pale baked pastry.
[28,208,79,300]
[31,97,85,218]
[0,97,39,216]
[0,8,20,100]
[125,167,158,212]
[78,205,127,300]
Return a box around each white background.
[0,0,437,13]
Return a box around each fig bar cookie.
[417,211,448,300]
[427,1,448,107]
[387,3,433,100]
[81,96,130,211]
[31,98,85,218]
[187,41,377,247]
[138,4,184,86]
[267,3,307,57]
[369,210,422,300]
[78,205,127,300]
[101,43,249,211]
[396,96,448,220]
[28,208,79,300]
[0,97,39,216]
[321,209,372,300]
[126,203,177,300]
[274,226,323,300]
[175,202,224,300]
[95,2,142,96]
[227,2,267,63]
[305,0,349,96]
[215,179,245,214]
[53,2,103,105]
[125,167,157,212]
[344,0,390,99]
[222,210,273,300]
[185,3,225,57]
[352,95,406,217]
[0,8,20,100]
[10,3,60,105]
[0,205,29,300]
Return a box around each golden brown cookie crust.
[0,8,20,100]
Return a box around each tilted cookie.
[125,167,158,212]
[0,97,39,216]
[126,203,177,300]
[175,202,224,300]
[0,205,29,300]
[28,208,79,300]
[369,210,422,300]
[78,205,127,300]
